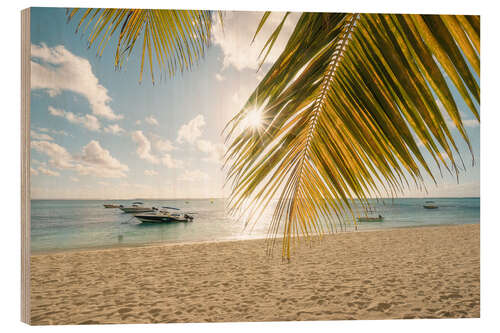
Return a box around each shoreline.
[31,222,480,256]
[30,224,480,324]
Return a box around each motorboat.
[103,204,120,208]
[357,214,384,222]
[119,202,155,213]
[134,207,194,223]
[423,201,439,209]
[357,207,384,222]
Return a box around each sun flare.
[244,108,263,130]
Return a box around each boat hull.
[120,207,155,213]
[103,204,120,208]
[357,217,384,222]
[135,214,193,223]
[423,205,438,209]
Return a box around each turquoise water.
[31,197,479,253]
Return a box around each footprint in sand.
[118,307,132,314]
[367,302,392,312]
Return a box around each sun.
[244,108,263,130]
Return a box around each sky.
[29,8,480,199]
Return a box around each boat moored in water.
[103,204,120,208]
[357,215,384,222]
[119,202,155,213]
[135,207,194,223]
[423,201,439,209]
[357,207,384,222]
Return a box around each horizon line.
[30,196,480,201]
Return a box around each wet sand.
[30,224,479,325]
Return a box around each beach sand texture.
[30,224,479,325]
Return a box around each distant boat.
[357,215,384,222]
[357,207,384,222]
[119,202,155,213]
[135,207,194,223]
[103,204,120,208]
[423,201,439,209]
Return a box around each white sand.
[30,224,479,325]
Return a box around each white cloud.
[212,11,300,71]
[230,83,258,109]
[31,43,122,120]
[435,99,479,129]
[37,127,69,137]
[196,139,225,163]
[161,154,183,169]
[215,73,225,81]
[38,166,60,176]
[175,115,225,164]
[232,91,245,109]
[31,130,54,141]
[31,140,74,169]
[51,129,69,136]
[30,159,60,176]
[144,169,158,176]
[179,169,209,182]
[104,124,125,135]
[151,135,176,152]
[131,130,159,164]
[177,114,205,144]
[145,115,159,126]
[131,131,183,168]
[49,106,101,132]
[75,141,129,178]
[31,140,128,178]
[196,139,214,153]
[463,119,480,128]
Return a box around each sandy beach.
[29,224,479,325]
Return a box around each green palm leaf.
[67,8,222,83]
[224,13,480,259]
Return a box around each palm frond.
[67,8,221,83]
[224,13,480,259]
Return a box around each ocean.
[30,197,480,253]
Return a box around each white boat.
[119,202,155,213]
[423,201,439,209]
[357,207,384,222]
[357,215,384,222]
[135,207,194,223]
[103,204,120,208]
